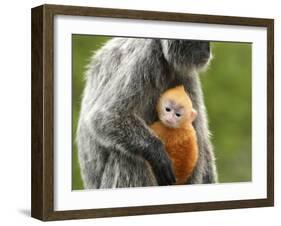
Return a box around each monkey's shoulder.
[150,122,197,145]
[166,127,197,149]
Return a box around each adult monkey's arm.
[88,111,176,186]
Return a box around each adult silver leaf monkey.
[77,38,217,189]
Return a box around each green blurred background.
[72,35,252,190]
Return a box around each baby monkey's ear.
[190,109,198,122]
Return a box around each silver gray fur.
[77,38,217,189]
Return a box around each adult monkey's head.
[161,39,211,73]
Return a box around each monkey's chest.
[164,132,198,185]
[137,93,160,124]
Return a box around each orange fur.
[150,86,198,184]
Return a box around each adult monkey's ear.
[160,40,211,73]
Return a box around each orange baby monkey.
[150,85,198,185]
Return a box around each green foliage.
[72,35,111,190]
[72,36,252,189]
[201,42,252,182]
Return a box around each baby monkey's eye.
[175,113,181,117]
[165,107,171,112]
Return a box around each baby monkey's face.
[159,99,192,129]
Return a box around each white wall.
[0,0,279,225]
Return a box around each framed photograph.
[31,4,274,221]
